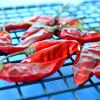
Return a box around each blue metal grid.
[0,1,100,100]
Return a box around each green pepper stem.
[0,46,36,64]
[0,50,25,64]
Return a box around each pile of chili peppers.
[0,15,100,86]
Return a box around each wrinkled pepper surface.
[73,41,100,86]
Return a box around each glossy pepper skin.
[0,40,80,82]
[0,31,12,46]
[0,39,66,54]
[73,41,100,86]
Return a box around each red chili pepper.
[55,29,83,44]
[28,16,40,22]
[0,57,66,82]
[0,39,66,54]
[55,18,84,44]
[56,30,100,44]
[18,28,52,47]
[73,42,100,86]
[5,22,31,32]
[30,39,66,52]
[4,16,54,37]
[21,16,55,40]
[21,40,80,63]
[0,31,12,46]
[4,16,40,32]
[81,32,100,43]
[0,40,80,82]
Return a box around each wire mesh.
[0,1,100,100]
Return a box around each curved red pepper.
[73,42,100,86]
[0,57,66,82]
[81,32,100,43]
[5,22,31,32]
[0,40,80,82]
[0,31,12,46]
[56,29,100,44]
[5,16,40,32]
[18,28,52,47]
[56,29,83,44]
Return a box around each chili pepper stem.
[0,46,36,64]
[0,50,25,64]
